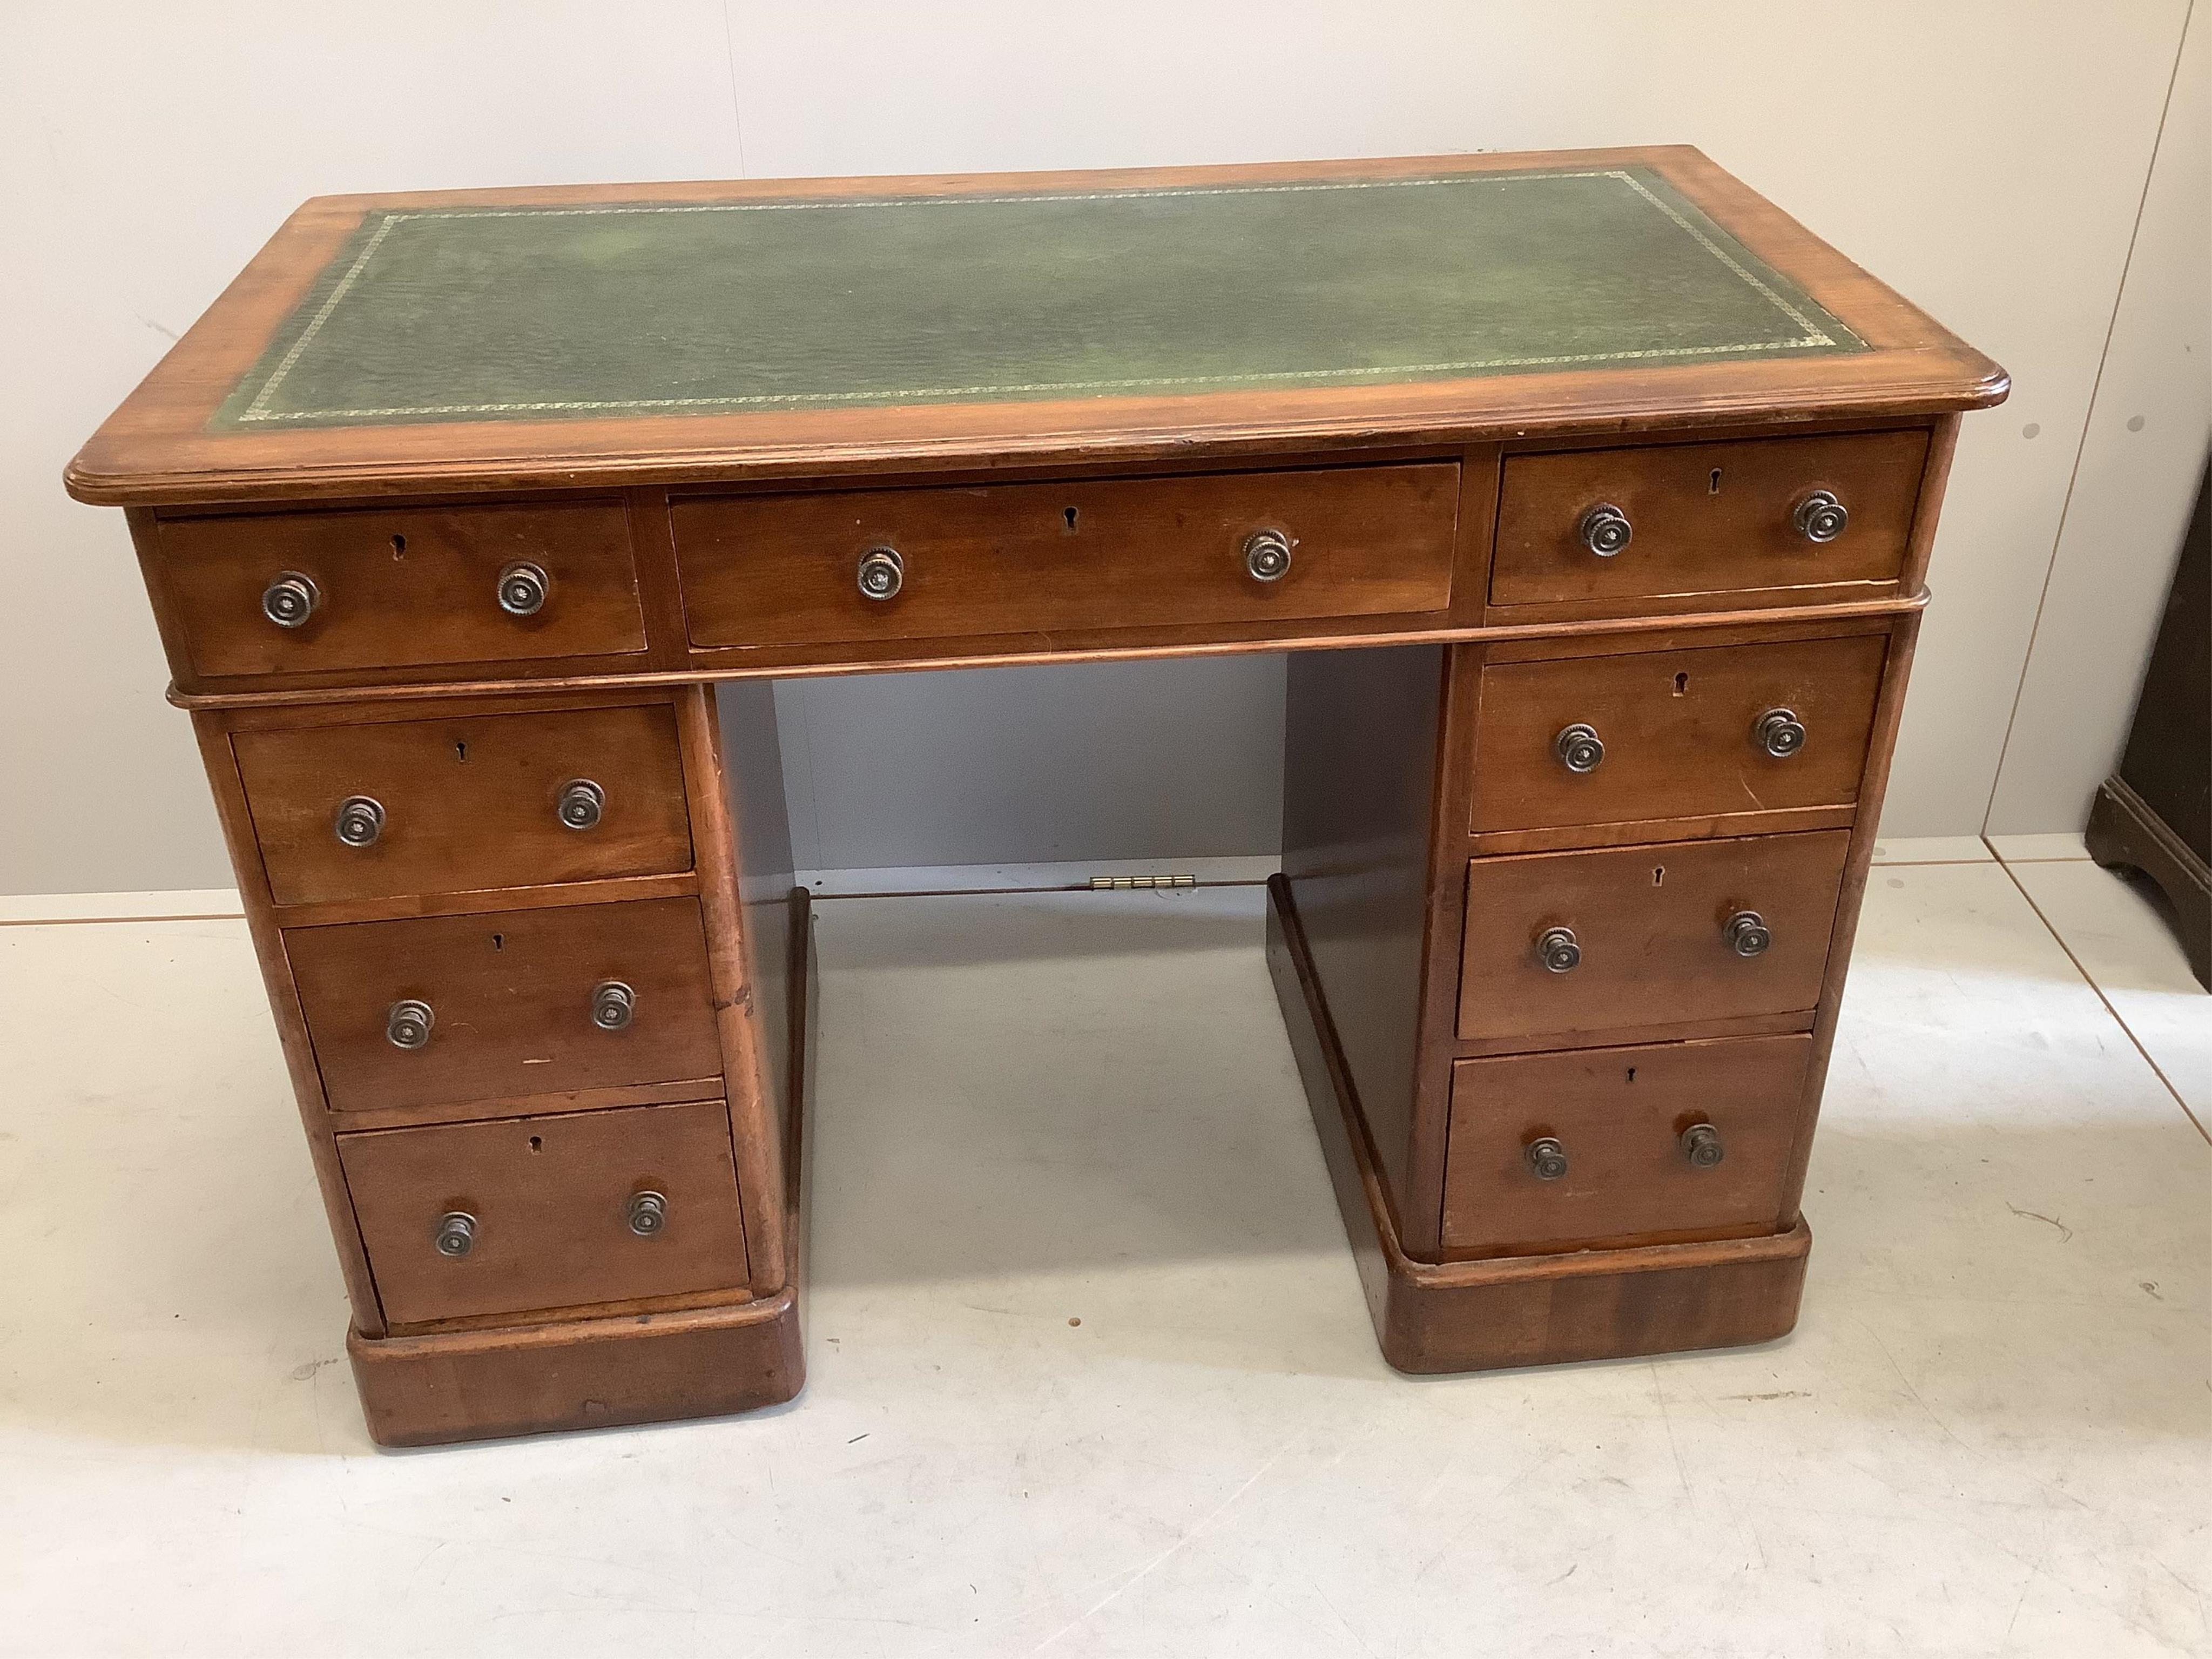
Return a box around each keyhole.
[390,533,407,556]
[1673,672,1689,696]
[1653,866,1665,887]
[455,741,468,762]
[1062,505,1079,531]
[1708,469,1722,495]
[1626,1068,1637,1083]
[528,1135,542,1153]
[491,933,504,952]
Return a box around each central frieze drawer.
[234,702,694,907]
[671,463,1460,648]
[338,1099,750,1326]
[287,896,724,1115]
[1458,830,1850,1046]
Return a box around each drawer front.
[339,1099,750,1325]
[1468,633,1887,837]
[287,897,723,1114]
[1442,1035,1811,1255]
[1491,430,1927,608]
[234,702,693,907]
[158,501,647,679]
[672,463,1460,648]
[1457,830,1850,1044]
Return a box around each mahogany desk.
[68,148,2006,1445]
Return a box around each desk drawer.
[1468,633,1887,839]
[157,501,646,680]
[1442,1035,1810,1255]
[287,896,723,1115]
[1491,430,1926,609]
[338,1099,750,1326]
[234,702,693,907]
[672,463,1460,648]
[1457,831,1849,1046]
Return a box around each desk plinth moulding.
[68,148,2005,1445]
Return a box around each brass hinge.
[1087,873,1197,891]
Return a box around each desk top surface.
[69,147,2004,506]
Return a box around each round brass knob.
[626,1190,669,1237]
[1535,925,1582,974]
[1793,489,1849,543]
[557,778,605,831]
[333,795,386,848]
[1724,910,1772,957]
[1680,1123,1725,1168]
[1555,723,1604,774]
[1754,707,1807,759]
[434,1210,477,1257]
[261,571,320,629]
[496,561,550,617]
[1579,504,1633,557]
[1244,529,1293,582]
[857,546,905,601]
[591,980,636,1031]
[386,998,435,1050]
[1525,1137,1569,1181]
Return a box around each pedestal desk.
[68,147,2006,1445]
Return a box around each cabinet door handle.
[261,571,319,628]
[386,998,436,1050]
[857,545,905,600]
[1793,489,1849,543]
[1243,528,1293,582]
[557,778,605,831]
[590,980,636,1031]
[626,1190,669,1237]
[1680,1123,1725,1168]
[1723,910,1772,957]
[333,794,386,848]
[434,1210,477,1257]
[1534,926,1582,973]
[1525,1137,1569,1181]
[1753,707,1807,758]
[1554,723,1604,773]
[1579,503,1632,557]
[496,561,550,617]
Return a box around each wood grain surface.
[1456,830,1851,1046]
[1489,428,1926,609]
[285,895,723,1114]
[234,700,693,905]
[338,1098,750,1326]
[674,462,1459,647]
[156,498,646,679]
[1466,631,1889,838]
[1442,1035,1813,1255]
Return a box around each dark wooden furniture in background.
[69,148,2004,1444]
[2086,456,2210,988]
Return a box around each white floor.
[0,840,2206,1657]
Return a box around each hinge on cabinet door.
[1087,873,1197,890]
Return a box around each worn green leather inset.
[215,167,1863,429]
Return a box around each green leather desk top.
[67,149,2007,505]
[214,165,1861,431]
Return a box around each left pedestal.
[192,682,809,1446]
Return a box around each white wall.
[1985,2,2210,834]
[2,1,2200,892]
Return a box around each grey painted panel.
[775,656,1285,872]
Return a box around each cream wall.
[2,1,2200,892]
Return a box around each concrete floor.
[0,838,2206,1656]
